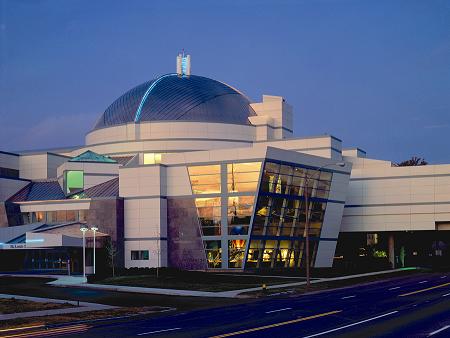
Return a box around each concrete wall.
[0,178,29,201]
[342,157,450,232]
[0,152,19,171]
[19,153,69,180]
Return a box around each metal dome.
[93,74,256,130]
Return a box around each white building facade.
[0,56,448,272]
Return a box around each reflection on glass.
[204,240,222,268]
[188,165,221,194]
[195,197,221,236]
[227,162,261,193]
[228,196,255,235]
[245,161,332,269]
[228,239,247,268]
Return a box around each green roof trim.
[69,150,117,163]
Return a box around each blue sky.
[1,0,449,163]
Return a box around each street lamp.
[304,162,345,292]
[80,224,89,281]
[90,225,98,275]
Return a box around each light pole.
[90,225,98,275]
[80,224,89,281]
[304,162,345,292]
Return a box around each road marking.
[419,281,428,284]
[341,295,356,299]
[441,276,447,279]
[1,324,90,338]
[399,282,450,297]
[442,293,450,297]
[138,328,181,336]
[301,311,399,338]
[429,325,450,336]
[389,287,401,290]
[0,324,45,333]
[209,310,341,338]
[265,307,292,314]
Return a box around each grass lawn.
[95,272,301,291]
[0,298,73,314]
[0,276,250,309]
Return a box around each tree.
[105,238,118,277]
[396,156,428,167]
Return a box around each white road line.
[442,293,450,297]
[389,287,401,290]
[137,328,181,336]
[341,295,356,299]
[301,311,399,338]
[441,276,447,279]
[429,325,450,336]
[265,307,292,314]
[419,281,428,284]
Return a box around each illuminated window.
[227,162,261,193]
[65,171,84,194]
[227,196,255,235]
[195,197,221,236]
[228,240,247,268]
[188,165,221,194]
[204,240,222,268]
[143,153,162,165]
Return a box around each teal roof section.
[69,150,117,163]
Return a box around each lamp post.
[304,162,345,292]
[80,224,89,281]
[90,225,98,275]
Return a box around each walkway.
[47,268,416,298]
[0,293,116,321]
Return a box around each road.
[35,272,450,337]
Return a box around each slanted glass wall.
[245,161,332,269]
[195,197,221,236]
[188,165,221,194]
[187,162,261,269]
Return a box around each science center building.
[1,55,450,274]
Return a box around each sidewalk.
[49,268,417,298]
[0,293,116,321]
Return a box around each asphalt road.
[57,272,450,337]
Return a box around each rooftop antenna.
[176,50,191,77]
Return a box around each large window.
[245,161,333,269]
[195,197,221,236]
[227,196,255,235]
[227,162,261,193]
[188,165,221,194]
[204,240,222,268]
[260,163,332,199]
[65,170,84,194]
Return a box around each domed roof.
[93,74,256,130]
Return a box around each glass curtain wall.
[246,161,332,269]
[188,162,261,269]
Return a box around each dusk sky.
[0,0,449,163]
